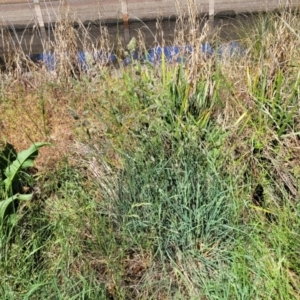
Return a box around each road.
[0,0,297,28]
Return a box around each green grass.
[1,7,300,299]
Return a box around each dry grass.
[1,2,300,299]
[0,82,73,168]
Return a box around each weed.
[0,142,49,226]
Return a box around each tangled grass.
[1,4,300,299]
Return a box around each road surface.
[0,0,296,28]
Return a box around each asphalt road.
[0,0,297,28]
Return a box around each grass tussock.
[1,3,300,299]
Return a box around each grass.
[1,3,300,299]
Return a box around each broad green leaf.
[4,142,50,194]
[0,194,18,221]
[0,193,32,221]
[17,194,33,201]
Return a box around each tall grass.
[0,2,300,299]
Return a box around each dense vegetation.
[0,7,300,299]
